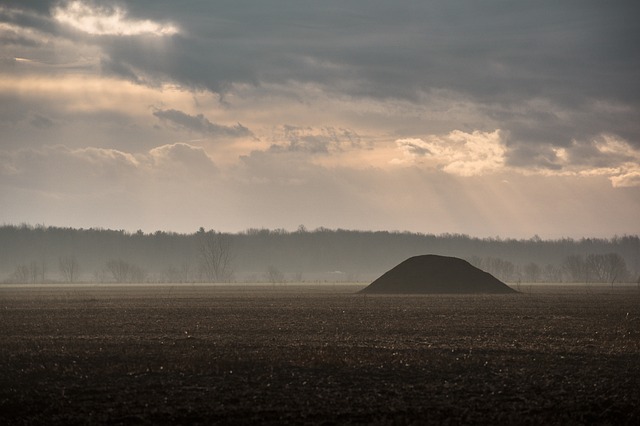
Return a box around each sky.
[1,1,639,238]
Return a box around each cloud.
[84,1,640,164]
[0,143,217,194]
[148,142,217,177]
[393,130,640,187]
[267,125,363,155]
[0,21,47,49]
[1,140,638,236]
[1,1,640,235]
[72,146,140,169]
[152,109,252,138]
[0,145,140,198]
[610,171,640,188]
[52,1,178,36]
[395,130,506,177]
[511,135,640,187]
[3,1,639,155]
[565,136,640,188]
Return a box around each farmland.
[1,284,640,424]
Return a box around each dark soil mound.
[360,254,516,294]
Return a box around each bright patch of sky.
[53,1,178,36]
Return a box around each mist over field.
[2,224,638,285]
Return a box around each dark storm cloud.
[8,1,640,102]
[152,109,252,138]
[110,2,640,100]
[0,2,55,31]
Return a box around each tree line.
[1,224,638,284]
[467,253,632,285]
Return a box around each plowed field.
[1,284,639,424]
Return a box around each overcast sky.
[1,1,639,238]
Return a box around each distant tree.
[586,253,630,285]
[93,268,108,283]
[2,224,638,286]
[604,253,630,284]
[105,259,146,283]
[543,264,563,283]
[28,261,45,284]
[180,259,193,283]
[523,262,541,282]
[128,263,147,283]
[106,259,130,283]
[12,264,30,283]
[266,265,285,284]
[483,257,516,282]
[563,255,587,282]
[11,261,46,283]
[198,230,234,282]
[59,256,80,283]
[161,266,179,283]
[162,260,192,283]
[29,262,39,284]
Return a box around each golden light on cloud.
[53,1,179,36]
[610,171,640,188]
[543,136,640,187]
[592,136,640,188]
[390,131,640,188]
[394,130,506,176]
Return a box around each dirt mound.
[360,254,516,294]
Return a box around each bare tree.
[13,264,30,283]
[483,257,516,282]
[12,261,45,284]
[266,265,285,285]
[128,263,147,283]
[543,264,563,283]
[29,261,43,284]
[602,253,630,285]
[523,262,541,282]
[106,259,131,283]
[180,259,192,283]
[59,256,80,283]
[563,255,587,283]
[586,253,630,286]
[198,231,234,282]
[29,262,38,284]
[105,259,146,283]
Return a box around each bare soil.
[1,284,639,425]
